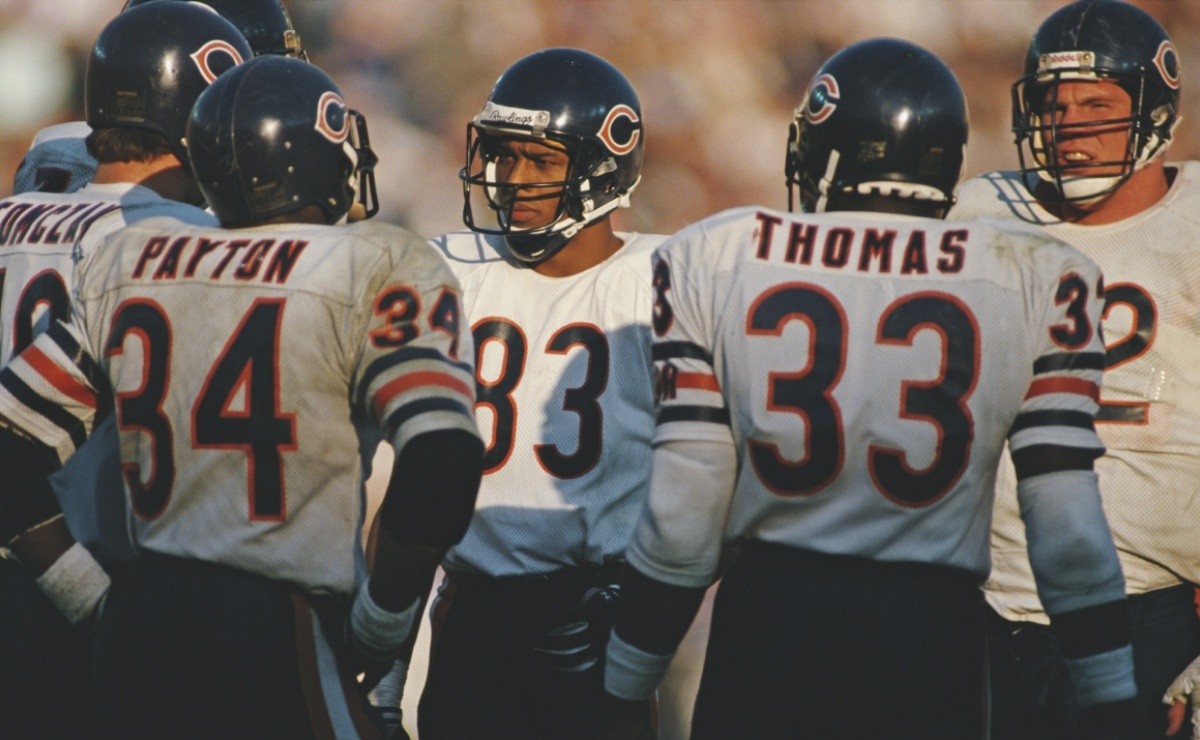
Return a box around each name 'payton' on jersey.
[752,210,967,275]
[130,233,308,284]
[0,201,121,247]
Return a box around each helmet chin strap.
[1049,173,1124,205]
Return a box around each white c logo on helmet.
[189,40,245,84]
[804,74,840,125]
[597,104,641,156]
[1154,40,1181,90]
[314,91,350,144]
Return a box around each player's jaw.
[506,187,563,230]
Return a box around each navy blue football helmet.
[460,48,645,264]
[86,3,252,165]
[1012,0,1181,204]
[785,38,967,218]
[122,0,306,59]
[187,56,378,227]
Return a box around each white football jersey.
[953,164,1200,621]
[11,121,96,195]
[0,217,478,596]
[433,231,661,575]
[0,183,216,561]
[647,206,1107,578]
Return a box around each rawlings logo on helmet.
[1154,40,1181,90]
[476,101,552,131]
[1038,50,1096,73]
[596,104,640,156]
[189,40,246,84]
[804,74,840,125]
[314,91,349,144]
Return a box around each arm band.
[36,541,110,625]
[605,630,675,701]
[1065,646,1137,707]
[350,585,420,658]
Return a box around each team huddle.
[0,1,1197,739]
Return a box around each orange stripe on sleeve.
[373,370,473,416]
[676,371,720,392]
[1024,377,1100,402]
[24,345,97,410]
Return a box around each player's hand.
[1165,652,1200,738]
[344,617,397,693]
[533,583,620,673]
[369,705,410,740]
[594,692,655,740]
[1078,697,1137,740]
[368,658,410,739]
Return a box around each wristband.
[36,542,111,625]
[350,586,418,657]
[1066,645,1137,707]
[604,630,674,700]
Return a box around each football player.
[412,48,663,738]
[0,4,250,736]
[11,0,307,197]
[948,1,1200,738]
[0,55,481,737]
[600,37,1137,739]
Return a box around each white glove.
[368,658,409,739]
[1163,653,1200,740]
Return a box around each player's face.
[491,138,570,229]
[1039,79,1134,177]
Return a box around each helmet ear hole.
[790,38,966,217]
[188,56,370,227]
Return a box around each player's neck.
[93,155,201,205]
[1044,160,1171,226]
[533,219,624,277]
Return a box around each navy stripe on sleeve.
[656,405,731,426]
[1032,352,1105,375]
[0,370,86,449]
[652,342,713,364]
[384,396,473,436]
[1009,409,1095,436]
[358,347,473,410]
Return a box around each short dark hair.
[85,127,174,165]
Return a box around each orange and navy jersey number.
[0,267,71,361]
[471,316,608,479]
[652,252,1101,509]
[104,297,296,522]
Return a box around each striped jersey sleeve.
[648,229,732,446]
[1007,265,1107,464]
[352,237,479,453]
[0,317,106,465]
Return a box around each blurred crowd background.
[2,0,1200,239]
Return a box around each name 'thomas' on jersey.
[646,206,1107,579]
[0,217,478,595]
[0,183,216,561]
[434,231,661,576]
